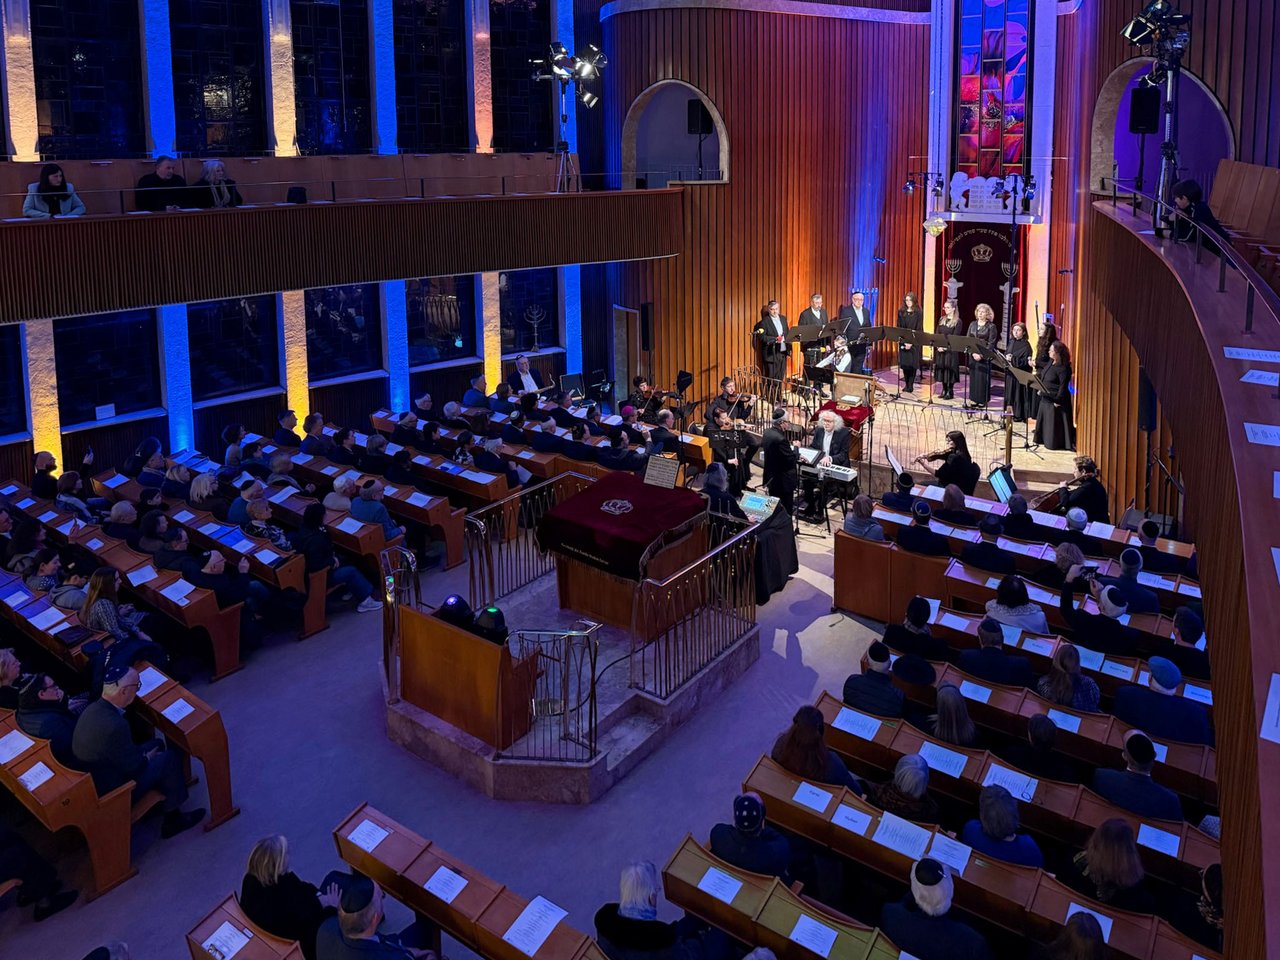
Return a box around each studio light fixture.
[902,177,916,195]
[532,40,608,191]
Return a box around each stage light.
[931,179,944,198]
[574,44,607,82]
[902,177,915,195]
[578,88,599,109]
[1122,0,1189,46]
[475,605,509,644]
[437,594,474,629]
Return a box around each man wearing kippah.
[315,874,436,959]
[879,858,992,960]
[708,792,791,880]
[1112,656,1213,745]
[895,502,951,558]
[842,642,904,718]
[956,618,1036,687]
[1059,561,1139,658]
[1091,730,1184,822]
[1098,547,1160,614]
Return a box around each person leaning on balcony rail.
[23,163,86,219]
[135,155,190,212]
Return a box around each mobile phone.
[1081,564,1099,580]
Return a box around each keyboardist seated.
[797,410,850,519]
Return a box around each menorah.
[524,304,549,352]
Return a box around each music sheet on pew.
[983,764,1038,801]
[871,812,931,860]
[831,708,881,741]
[927,833,972,876]
[0,729,34,764]
[696,866,743,904]
[424,865,469,904]
[1046,708,1083,733]
[1136,823,1181,857]
[788,914,839,958]
[917,741,968,779]
[17,760,53,792]
[348,818,390,853]
[138,666,168,697]
[502,895,568,957]
[202,920,251,960]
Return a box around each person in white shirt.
[754,301,790,381]
[507,354,546,395]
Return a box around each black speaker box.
[1129,86,1161,135]
[687,99,714,136]
[1138,366,1158,432]
[640,303,654,352]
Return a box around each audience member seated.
[563,423,599,464]
[451,432,475,466]
[475,439,521,490]
[154,527,193,572]
[957,618,1035,686]
[160,464,192,501]
[701,463,747,520]
[102,502,142,548]
[290,504,381,613]
[1001,494,1036,540]
[601,434,649,474]
[879,858,991,960]
[416,422,445,456]
[301,414,336,457]
[509,354,546,394]
[842,495,885,541]
[16,673,80,769]
[73,664,206,836]
[1058,818,1156,915]
[222,424,247,468]
[882,471,918,512]
[934,484,979,527]
[329,429,362,467]
[135,155,189,212]
[619,407,649,445]
[188,472,232,520]
[882,596,951,662]
[268,454,315,493]
[136,510,169,554]
[1027,913,1106,960]
[412,393,434,419]
[770,705,863,794]
[1112,656,1213,745]
[228,480,263,525]
[81,568,168,682]
[274,410,302,448]
[865,754,939,823]
[243,500,294,552]
[390,412,421,449]
[0,821,79,921]
[0,649,24,709]
[594,861,702,960]
[239,834,342,960]
[23,547,63,593]
[709,792,791,879]
[351,481,405,541]
[960,515,1015,574]
[517,393,550,424]
[55,471,98,522]
[1165,606,1210,681]
[983,575,1049,634]
[585,405,611,437]
[1168,863,1223,954]
[842,641,903,717]
[490,383,517,415]
[1060,566,1138,657]
[23,162,86,219]
[362,435,393,476]
[548,392,579,429]
[127,437,166,486]
[1030,542,1084,590]
[959,784,1045,868]
[647,410,679,454]
[324,477,356,513]
[896,502,952,557]
[1060,508,1103,555]
[442,401,473,430]
[500,414,527,445]
[1136,518,1187,575]
[5,521,47,576]
[927,683,982,748]
[1036,644,1101,712]
[182,550,274,631]
[998,713,1081,783]
[315,874,435,960]
[529,419,565,455]
[1098,548,1159,614]
[49,557,91,612]
[462,374,490,409]
[237,441,271,479]
[1090,731,1183,822]
[384,450,424,490]
[190,159,243,209]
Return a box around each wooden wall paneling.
[309,378,391,432]
[192,393,288,458]
[0,439,34,486]
[60,416,170,477]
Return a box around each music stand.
[949,335,987,416]
[1007,366,1048,454]
[915,331,950,406]
[977,349,1014,432]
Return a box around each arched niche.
[1090,58,1234,196]
[621,80,729,189]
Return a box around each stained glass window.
[291,0,372,154]
[954,0,1029,180]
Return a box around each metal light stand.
[554,82,578,194]
[1152,61,1182,235]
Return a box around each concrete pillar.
[24,320,62,460]
[1024,0,1060,343]
[465,0,493,153]
[922,0,955,328]
[479,272,502,388]
[560,266,581,375]
[280,291,310,415]
[157,304,194,453]
[0,0,39,162]
[382,281,410,412]
[137,0,177,157]
[368,0,397,155]
[263,0,299,157]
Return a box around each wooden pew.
[187,892,305,959]
[831,532,893,623]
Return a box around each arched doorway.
[1091,59,1234,198]
[620,80,728,189]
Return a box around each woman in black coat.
[1034,340,1075,450]
[896,292,924,392]
[935,298,962,400]
[239,835,341,960]
[1034,319,1058,377]
[1004,322,1034,421]
[967,303,999,408]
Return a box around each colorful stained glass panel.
[952,0,1031,182]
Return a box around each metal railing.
[499,622,602,762]
[629,520,758,699]
[465,472,596,609]
[379,544,420,706]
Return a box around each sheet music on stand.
[643,454,680,489]
[885,446,905,478]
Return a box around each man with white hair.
[879,858,992,960]
[324,476,357,512]
[594,861,702,960]
[72,664,206,838]
[350,480,405,541]
[1060,562,1139,658]
[1059,506,1103,554]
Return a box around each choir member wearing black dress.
[935,299,962,401]
[896,293,923,393]
[1034,320,1058,378]
[1034,340,1076,450]
[967,303,999,408]
[1004,322,1034,421]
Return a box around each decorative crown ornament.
[971,243,994,263]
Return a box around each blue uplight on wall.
[849,93,888,316]
[562,266,582,376]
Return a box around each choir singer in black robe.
[1034,340,1075,451]
[1004,322,1034,421]
[896,293,923,392]
[967,303,999,408]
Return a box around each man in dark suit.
[461,374,489,409]
[548,391,579,429]
[300,413,337,457]
[882,472,918,513]
[1112,656,1213,745]
[1059,508,1104,555]
[474,439,522,490]
[1135,518,1189,575]
[800,409,850,512]
[584,406,612,438]
[561,424,598,464]
[390,411,422,449]
[508,354,546,395]
[760,407,799,516]
[597,434,646,473]
[1001,494,1037,540]
[838,290,873,371]
[646,410,679,455]
[529,420,565,455]
[896,502,952,558]
[272,409,301,448]
[1099,548,1160,614]
[797,293,828,333]
[490,383,517,415]
[1059,566,1139,657]
[72,665,206,837]
[1090,730,1183,822]
[1166,607,1211,681]
[842,642,904,717]
[1057,456,1109,524]
[709,793,791,880]
[754,300,790,381]
[959,515,1017,575]
[879,859,992,960]
[957,619,1036,687]
[882,596,952,662]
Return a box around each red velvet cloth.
[536,473,707,580]
[811,400,873,430]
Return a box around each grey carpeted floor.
[6,532,880,960]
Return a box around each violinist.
[709,408,751,495]
[629,376,667,424]
[706,377,757,428]
[914,430,974,491]
[816,335,855,373]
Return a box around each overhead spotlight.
[577,87,599,109]
[574,44,608,82]
[902,177,916,195]
[931,179,944,198]
[1023,176,1037,202]
[1121,0,1189,46]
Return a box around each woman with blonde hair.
[967,302,998,408]
[192,159,243,209]
[239,835,341,960]
[188,471,232,520]
[1037,643,1100,712]
[0,648,24,709]
[1032,541,1084,589]
[1060,819,1155,914]
[594,860,704,960]
[929,683,980,747]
